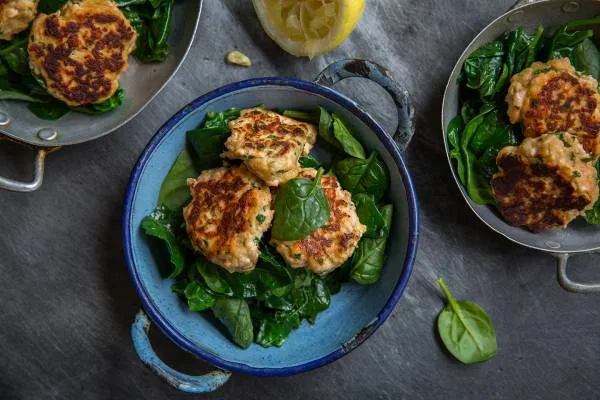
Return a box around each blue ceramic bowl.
[123,59,419,393]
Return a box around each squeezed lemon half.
[252,0,366,57]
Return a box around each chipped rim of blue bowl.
[122,76,420,377]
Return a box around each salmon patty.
[183,166,274,273]
[271,169,366,274]
[222,108,318,186]
[506,58,600,155]
[28,0,137,106]
[492,133,598,232]
[0,0,37,41]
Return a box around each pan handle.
[0,147,47,192]
[555,253,600,294]
[131,310,231,393]
[314,59,415,151]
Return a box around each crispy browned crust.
[183,166,273,272]
[492,134,598,232]
[524,72,600,153]
[271,169,366,273]
[28,0,136,106]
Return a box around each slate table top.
[1,0,599,398]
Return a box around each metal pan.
[442,0,600,293]
[0,0,202,192]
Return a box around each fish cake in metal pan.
[222,108,318,186]
[183,166,274,274]
[28,0,137,106]
[271,168,366,274]
[506,58,600,155]
[492,133,599,233]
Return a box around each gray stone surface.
[1,0,599,398]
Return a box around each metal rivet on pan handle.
[37,128,58,141]
[0,111,10,126]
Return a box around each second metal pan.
[442,0,600,293]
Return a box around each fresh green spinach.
[196,259,234,296]
[436,278,497,364]
[212,297,254,349]
[332,114,366,159]
[299,154,322,169]
[282,109,319,123]
[158,146,201,211]
[351,205,393,285]
[335,153,389,201]
[353,193,386,238]
[184,281,215,311]
[448,115,466,186]
[141,205,186,278]
[271,169,330,241]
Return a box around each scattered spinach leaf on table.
[436,278,497,364]
[271,168,330,241]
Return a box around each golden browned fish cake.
[492,133,598,233]
[28,0,137,106]
[222,108,318,186]
[271,169,366,274]
[506,58,600,155]
[0,0,37,41]
[183,166,273,273]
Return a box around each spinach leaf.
[28,100,71,121]
[187,128,230,170]
[584,160,600,224]
[462,41,506,98]
[317,107,338,148]
[546,17,600,79]
[141,205,186,278]
[436,278,497,364]
[447,115,466,186]
[299,155,322,169]
[332,114,366,159]
[322,259,351,295]
[254,311,300,348]
[158,146,200,211]
[350,204,393,285]
[196,259,234,296]
[282,109,319,123]
[335,153,389,201]
[271,169,330,241]
[38,0,69,13]
[353,193,386,238]
[571,39,600,80]
[504,26,544,77]
[212,297,254,349]
[126,0,174,63]
[184,281,215,311]
[460,107,497,205]
[0,89,47,102]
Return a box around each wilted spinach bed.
[141,106,394,348]
[448,17,600,232]
[0,0,175,120]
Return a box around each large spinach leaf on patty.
[271,168,330,241]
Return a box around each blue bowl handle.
[131,310,232,393]
[314,59,415,151]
